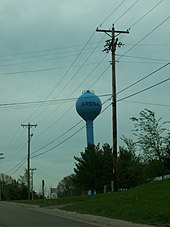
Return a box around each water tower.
[76,90,102,145]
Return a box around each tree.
[18,169,28,186]
[131,109,170,178]
[118,137,145,189]
[0,172,29,201]
[73,144,113,194]
[163,138,170,173]
[101,143,113,187]
[0,174,13,200]
[57,174,81,197]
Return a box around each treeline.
[0,171,41,201]
[57,109,170,197]
[0,174,27,200]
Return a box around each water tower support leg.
[86,120,94,145]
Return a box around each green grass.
[16,179,170,225]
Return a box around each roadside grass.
[16,179,170,225]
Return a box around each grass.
[16,179,170,225]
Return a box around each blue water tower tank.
[76,90,102,145]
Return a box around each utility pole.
[42,180,45,198]
[96,25,129,191]
[0,153,4,201]
[30,168,36,200]
[21,123,37,199]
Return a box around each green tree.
[74,144,113,194]
[118,138,145,189]
[0,172,29,200]
[100,143,113,188]
[57,174,81,197]
[131,109,169,178]
[163,138,170,173]
[18,169,28,186]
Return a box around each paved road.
[0,202,95,227]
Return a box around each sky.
[0,0,170,195]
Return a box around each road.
[0,202,95,227]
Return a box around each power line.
[129,0,164,29]
[117,62,170,95]
[116,53,170,63]
[5,156,27,175]
[0,67,57,77]
[32,121,83,156]
[31,125,85,159]
[99,0,128,26]
[0,42,98,59]
[10,159,27,176]
[0,97,77,108]
[0,47,101,67]
[114,0,140,23]
[118,60,165,65]
[123,100,170,107]
[125,43,170,47]
[117,15,170,61]
[117,77,170,102]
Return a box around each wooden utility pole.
[30,168,36,200]
[96,25,129,191]
[21,123,37,199]
[42,179,45,198]
[0,153,4,201]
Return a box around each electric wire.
[117,77,170,103]
[0,42,98,59]
[10,159,27,176]
[5,156,27,175]
[116,53,170,63]
[128,0,164,29]
[114,0,140,24]
[0,67,57,77]
[123,100,170,107]
[99,0,128,26]
[31,125,85,159]
[119,60,165,65]
[113,0,165,45]
[117,62,170,95]
[117,15,170,61]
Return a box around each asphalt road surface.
[0,202,95,227]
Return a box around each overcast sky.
[0,0,170,195]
